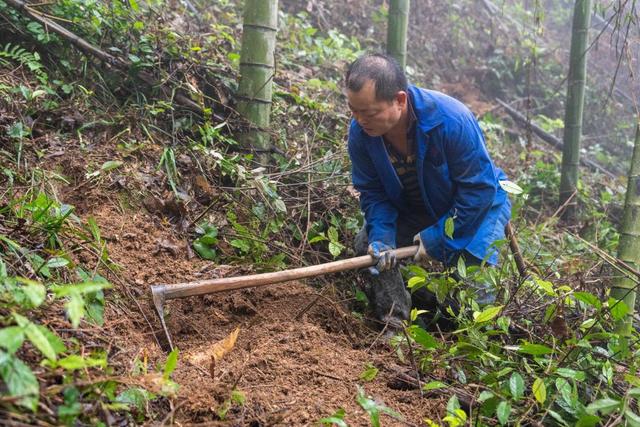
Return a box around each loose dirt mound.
[82,203,444,425]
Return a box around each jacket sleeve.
[419,117,497,263]
[348,123,398,248]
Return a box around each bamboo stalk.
[611,124,640,334]
[236,0,278,155]
[559,0,593,220]
[153,246,418,300]
[386,0,410,69]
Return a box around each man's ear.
[395,91,408,107]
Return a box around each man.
[346,53,511,332]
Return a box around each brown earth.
[83,202,445,426]
[37,129,447,427]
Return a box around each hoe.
[150,246,418,350]
[150,224,525,350]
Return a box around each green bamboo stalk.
[559,0,592,221]
[236,0,278,155]
[386,0,410,70]
[611,124,640,334]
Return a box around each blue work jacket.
[348,85,511,265]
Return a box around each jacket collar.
[407,85,443,134]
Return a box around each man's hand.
[367,242,396,275]
[413,233,433,263]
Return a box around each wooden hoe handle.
[151,245,419,301]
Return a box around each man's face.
[346,79,406,137]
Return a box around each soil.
[56,189,446,425]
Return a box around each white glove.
[413,233,432,263]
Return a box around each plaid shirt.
[384,101,427,215]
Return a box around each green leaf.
[509,372,524,400]
[445,217,455,239]
[407,325,438,349]
[13,314,57,361]
[52,281,111,297]
[36,324,66,355]
[628,388,640,397]
[193,241,216,260]
[555,367,586,381]
[499,180,524,195]
[85,290,105,326]
[46,257,69,269]
[0,257,6,278]
[473,305,503,323]
[0,351,40,411]
[496,400,511,425]
[115,387,155,411]
[355,290,368,304]
[625,409,640,427]
[625,374,640,387]
[308,234,327,243]
[24,323,57,361]
[128,0,139,12]
[407,276,426,289]
[532,378,546,404]
[608,298,629,321]
[274,199,287,213]
[573,292,602,309]
[423,381,447,391]
[319,408,347,427]
[534,277,555,295]
[456,256,466,279]
[230,239,250,253]
[327,226,339,242]
[555,378,572,404]
[15,278,45,308]
[201,223,218,236]
[477,390,494,402]
[198,233,218,246]
[359,363,378,381]
[518,343,553,355]
[163,348,179,380]
[231,388,245,405]
[586,398,621,415]
[328,241,343,257]
[548,409,570,427]
[57,354,107,371]
[100,160,123,172]
[576,414,601,427]
[356,386,401,427]
[446,394,461,414]
[67,293,84,328]
[0,327,25,354]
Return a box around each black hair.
[345,53,408,101]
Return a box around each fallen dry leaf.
[187,327,240,367]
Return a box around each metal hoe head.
[151,284,174,351]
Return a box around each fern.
[0,43,48,83]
